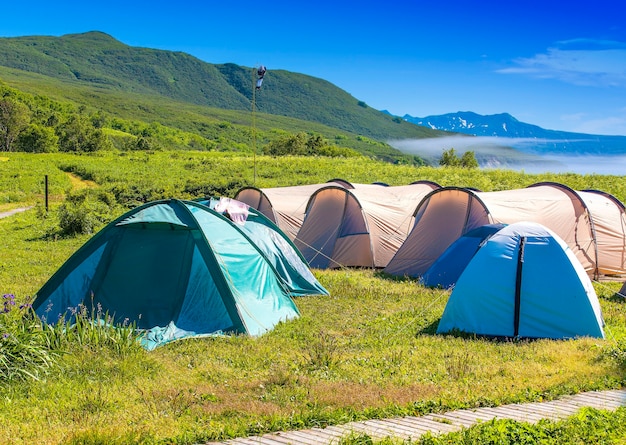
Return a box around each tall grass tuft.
[0,294,57,384]
[303,331,340,371]
[41,298,143,357]
[1,292,143,387]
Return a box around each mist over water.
[389,136,626,176]
[520,154,626,175]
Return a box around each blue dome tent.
[421,223,505,288]
[436,222,605,339]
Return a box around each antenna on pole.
[251,64,267,187]
[251,66,257,186]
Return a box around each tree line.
[0,92,112,153]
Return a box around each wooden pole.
[252,67,257,186]
[45,174,49,212]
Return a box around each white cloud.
[497,40,626,88]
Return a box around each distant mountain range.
[399,111,626,155]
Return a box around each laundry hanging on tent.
[214,197,250,225]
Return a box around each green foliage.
[415,407,626,444]
[40,300,143,356]
[57,114,113,152]
[0,294,56,385]
[460,150,479,168]
[604,338,626,369]
[0,289,142,393]
[16,123,59,152]
[0,96,31,151]
[439,148,478,168]
[264,132,359,157]
[57,188,120,235]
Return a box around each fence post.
[45,175,49,212]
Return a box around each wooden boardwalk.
[205,389,626,445]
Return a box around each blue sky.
[2,0,626,136]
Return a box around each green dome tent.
[32,199,323,349]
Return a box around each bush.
[439,148,478,168]
[57,115,113,152]
[57,189,120,235]
[263,132,357,157]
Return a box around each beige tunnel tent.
[294,181,440,269]
[384,182,626,280]
[234,180,352,241]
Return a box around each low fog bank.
[389,136,626,176]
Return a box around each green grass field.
[1,151,626,444]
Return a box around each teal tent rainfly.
[195,196,329,297]
[32,199,326,349]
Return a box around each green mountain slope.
[0,31,445,142]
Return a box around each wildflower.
[2,294,16,314]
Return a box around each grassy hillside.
[0,66,434,164]
[0,31,447,143]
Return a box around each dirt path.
[0,172,95,220]
[65,172,97,190]
[0,206,34,219]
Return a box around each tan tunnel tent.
[234,180,352,240]
[384,182,626,280]
[577,189,626,278]
[294,181,440,269]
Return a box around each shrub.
[57,188,120,235]
[605,338,626,369]
[439,148,478,168]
